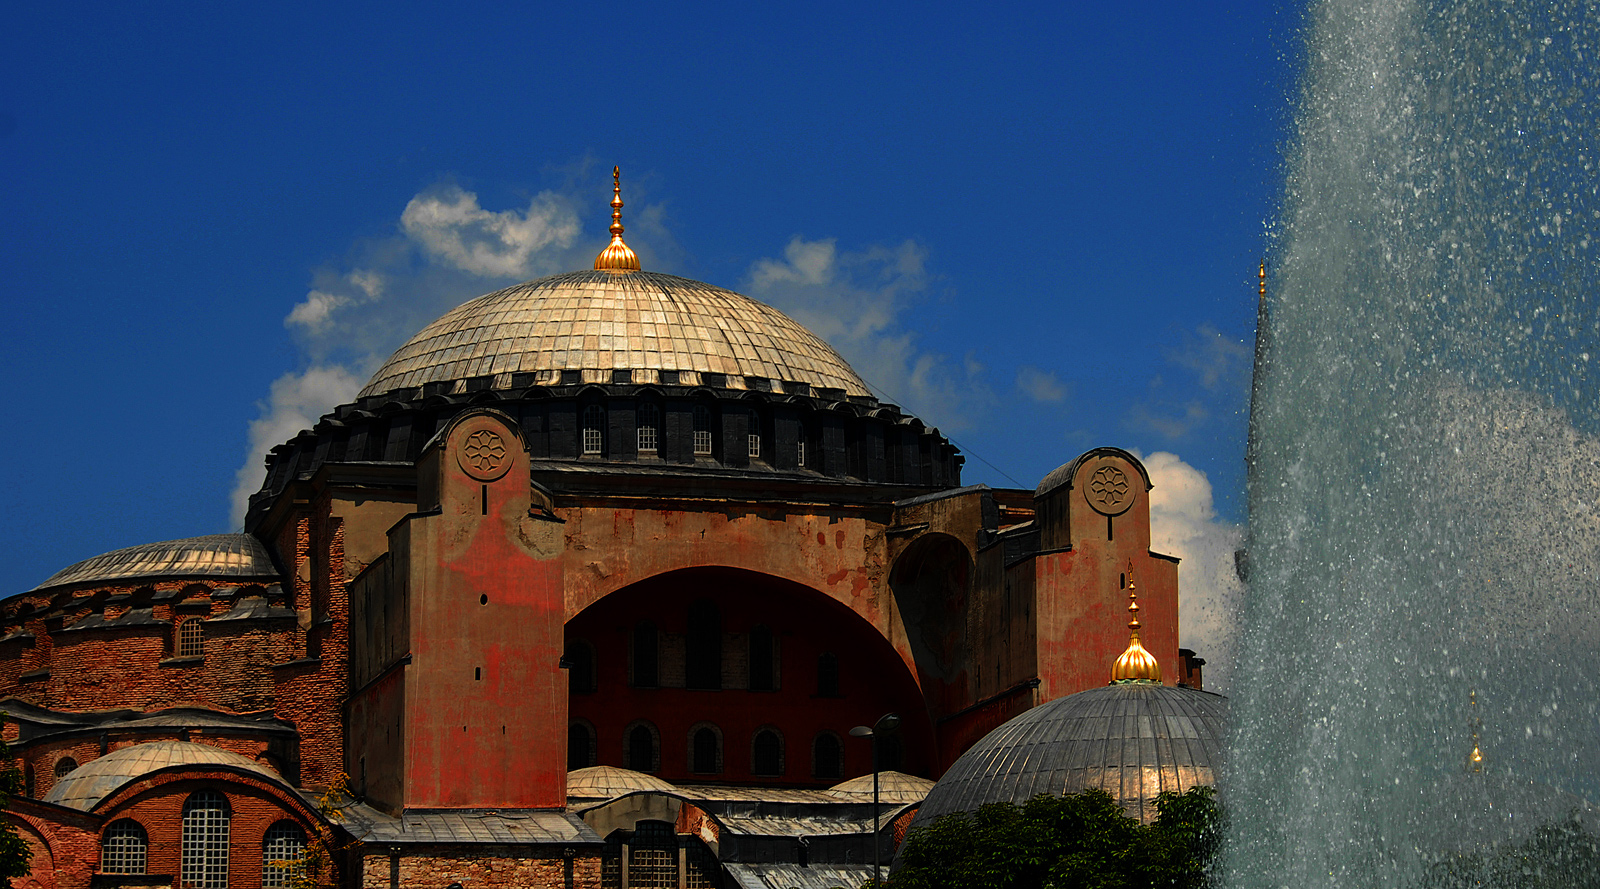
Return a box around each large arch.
[564,566,934,785]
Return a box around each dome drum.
[246,380,962,530]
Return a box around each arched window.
[692,404,714,456]
[632,621,658,688]
[178,618,205,658]
[626,722,659,772]
[685,600,721,690]
[181,790,230,889]
[54,756,78,778]
[689,724,721,774]
[813,732,843,781]
[568,721,596,770]
[566,639,597,694]
[582,403,606,455]
[637,403,660,453]
[752,728,784,776]
[746,410,762,460]
[102,819,148,875]
[748,625,775,692]
[630,821,679,889]
[816,651,840,697]
[262,821,307,888]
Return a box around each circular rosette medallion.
[457,427,512,482]
[1083,463,1135,516]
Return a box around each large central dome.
[360,270,871,399]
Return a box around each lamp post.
[850,712,901,887]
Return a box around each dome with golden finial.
[1110,567,1163,683]
[593,166,640,272]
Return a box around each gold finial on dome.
[1111,564,1162,683]
[594,166,641,273]
[1467,689,1485,774]
[1259,259,1267,300]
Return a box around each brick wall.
[360,848,602,889]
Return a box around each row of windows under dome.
[253,386,962,512]
[100,790,308,887]
[565,622,842,695]
[568,719,900,780]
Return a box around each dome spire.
[1466,689,1485,774]
[594,165,641,273]
[1111,563,1162,683]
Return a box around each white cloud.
[1142,450,1244,691]
[1168,323,1251,392]
[400,185,581,279]
[1016,366,1069,403]
[745,236,991,431]
[229,365,366,527]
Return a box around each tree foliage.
[0,721,33,880]
[889,786,1223,889]
[1417,816,1600,889]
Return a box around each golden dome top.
[1111,568,1162,683]
[594,166,640,273]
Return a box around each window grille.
[568,722,595,770]
[685,600,721,690]
[797,438,807,467]
[813,733,843,780]
[817,651,840,697]
[54,757,78,778]
[747,433,761,459]
[685,840,720,888]
[102,820,148,875]
[632,621,658,688]
[178,619,205,658]
[691,727,720,774]
[629,821,679,889]
[601,836,622,889]
[262,822,307,888]
[181,790,230,889]
[748,625,775,692]
[637,404,659,452]
[627,723,658,772]
[692,405,713,455]
[582,404,605,455]
[752,729,783,776]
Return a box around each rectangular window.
[637,404,659,452]
[692,405,713,456]
[797,439,806,468]
[748,434,761,459]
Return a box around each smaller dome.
[567,765,676,800]
[827,771,935,804]
[44,741,282,811]
[35,534,280,591]
[910,684,1227,828]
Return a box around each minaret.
[1237,260,1270,585]
[594,166,641,272]
[1111,565,1163,683]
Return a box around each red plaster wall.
[403,413,568,808]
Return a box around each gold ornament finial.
[1467,689,1485,774]
[1111,563,1162,683]
[1259,260,1267,300]
[594,165,640,273]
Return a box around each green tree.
[1417,816,1600,889]
[889,786,1222,889]
[0,722,33,880]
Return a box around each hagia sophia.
[0,171,1226,889]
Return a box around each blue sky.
[1,2,1300,654]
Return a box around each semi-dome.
[909,683,1227,827]
[360,270,871,399]
[34,533,281,592]
[44,741,283,811]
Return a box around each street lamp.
[850,712,901,887]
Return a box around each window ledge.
[18,669,48,683]
[159,656,203,667]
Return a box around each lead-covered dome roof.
[360,270,871,399]
[911,683,1227,827]
[44,741,283,811]
[34,533,281,592]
